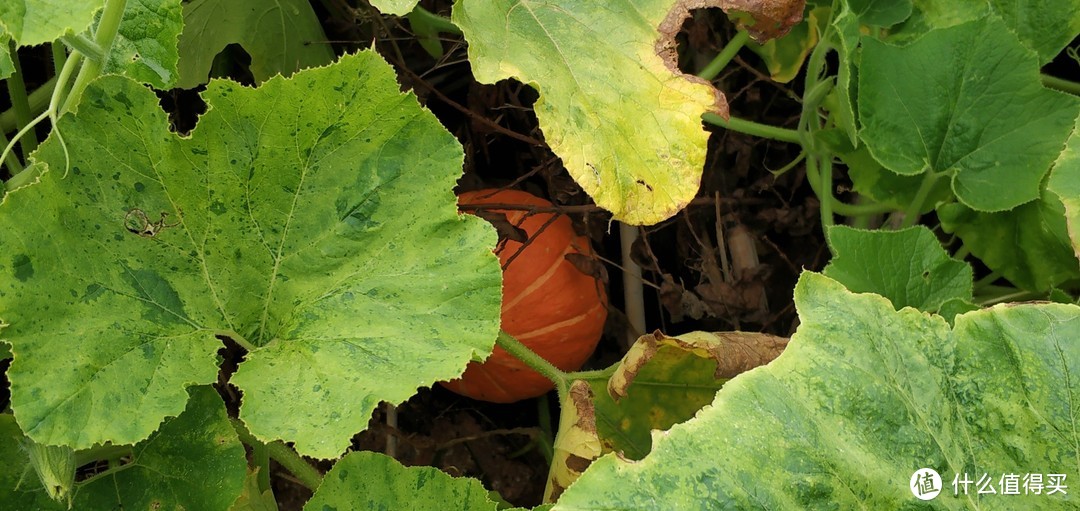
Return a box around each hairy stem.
[495,330,568,398]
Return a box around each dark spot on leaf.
[12,254,32,282]
[134,182,145,192]
[80,283,105,303]
[565,454,594,472]
[635,179,653,192]
[209,201,227,215]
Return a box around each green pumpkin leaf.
[556,272,1079,509]
[938,188,1080,292]
[859,16,1079,212]
[1,51,502,459]
[0,0,102,47]
[0,31,13,80]
[988,0,1080,64]
[848,0,912,27]
[0,387,246,510]
[370,0,420,16]
[824,225,973,312]
[452,0,725,225]
[176,0,334,88]
[304,451,502,510]
[1048,113,1080,263]
[103,0,183,89]
[74,386,247,510]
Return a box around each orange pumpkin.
[442,189,607,403]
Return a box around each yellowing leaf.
[453,0,727,225]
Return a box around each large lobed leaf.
[859,16,1079,212]
[452,0,727,225]
[555,272,1078,509]
[0,50,502,459]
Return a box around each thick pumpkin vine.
[0,0,1078,509]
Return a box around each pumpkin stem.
[495,330,569,398]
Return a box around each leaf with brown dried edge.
[544,381,602,504]
[666,0,805,43]
[598,331,788,458]
[544,331,788,502]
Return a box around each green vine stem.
[1042,74,1080,95]
[59,33,104,64]
[698,30,750,81]
[51,41,67,76]
[803,155,894,217]
[0,76,54,133]
[251,439,272,493]
[494,329,569,398]
[6,42,37,153]
[702,113,801,144]
[231,419,323,491]
[408,5,463,35]
[815,156,835,228]
[899,170,942,228]
[61,0,127,114]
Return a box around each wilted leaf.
[545,381,602,503]
[305,451,503,510]
[0,51,502,459]
[747,6,826,84]
[453,0,727,225]
[824,225,973,312]
[176,0,334,88]
[555,272,1079,509]
[598,331,787,460]
[859,16,1079,212]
